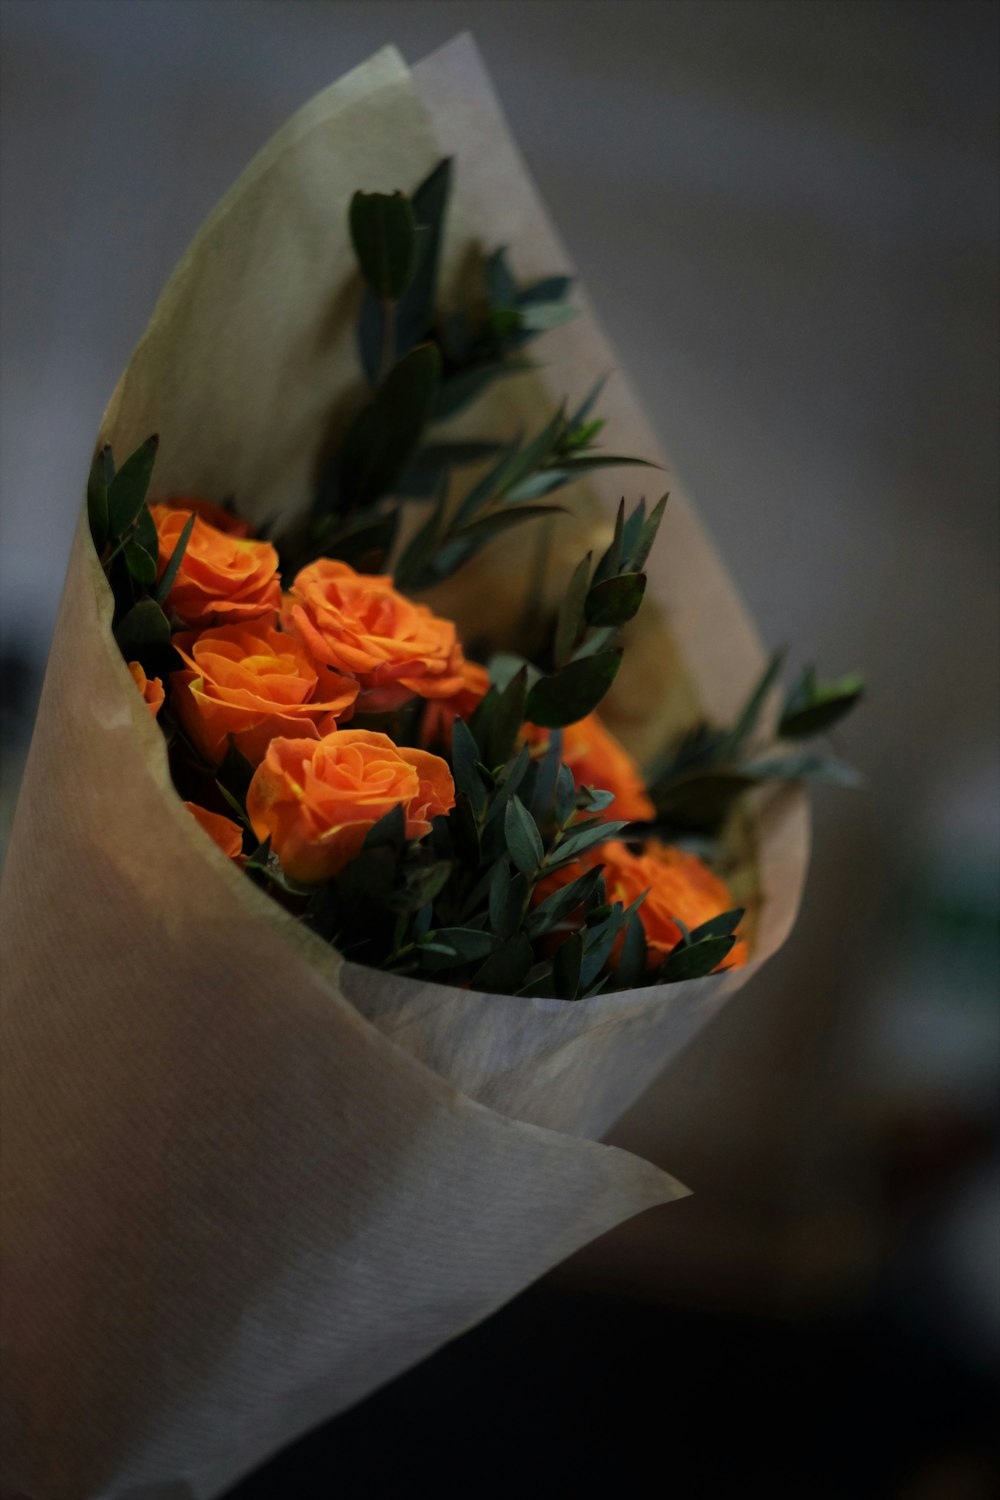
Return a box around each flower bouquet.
[0,36,861,1499]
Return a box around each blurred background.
[1,2,997,1495]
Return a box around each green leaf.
[628,492,668,572]
[114,596,170,657]
[517,301,577,334]
[652,770,755,831]
[155,511,195,605]
[616,908,648,989]
[449,791,482,869]
[218,741,255,802]
[472,934,534,993]
[742,754,864,788]
[579,906,627,988]
[519,273,573,306]
[434,357,534,420]
[454,502,567,544]
[419,927,496,972]
[338,344,441,511]
[554,551,592,668]
[779,670,865,739]
[484,742,532,825]
[554,763,576,826]
[362,803,407,852]
[688,908,744,942]
[658,934,735,983]
[525,864,604,940]
[591,498,626,586]
[349,190,419,301]
[504,796,544,878]
[529,730,563,820]
[548,819,628,869]
[451,718,487,818]
[553,932,583,999]
[721,649,786,757]
[489,863,528,941]
[87,443,113,552]
[481,666,528,769]
[398,440,502,498]
[486,246,518,308]
[526,649,623,729]
[124,540,157,586]
[396,157,453,353]
[107,434,158,539]
[584,571,647,628]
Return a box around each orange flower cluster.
[128,499,745,976]
[535,840,747,975]
[128,500,462,884]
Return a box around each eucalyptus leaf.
[396,157,452,353]
[155,512,195,605]
[779,671,865,738]
[87,443,113,552]
[504,797,544,879]
[114,596,170,657]
[526,649,622,729]
[525,864,604,940]
[338,343,441,512]
[107,435,158,539]
[688,908,745,942]
[553,931,583,999]
[349,190,419,301]
[554,551,592,667]
[658,934,735,983]
[124,541,157,586]
[584,571,647,628]
[472,934,535,993]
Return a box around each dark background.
[1,2,997,1494]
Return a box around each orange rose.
[184,801,244,860]
[534,839,747,972]
[151,503,281,629]
[127,660,165,719]
[285,559,467,711]
[422,658,491,747]
[170,619,358,766]
[246,729,455,884]
[524,713,654,823]
[160,497,254,538]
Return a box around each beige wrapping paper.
[0,38,809,1499]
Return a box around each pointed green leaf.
[87,443,113,552]
[526,649,623,729]
[629,492,669,572]
[107,435,158,539]
[123,539,157,586]
[584,571,647,628]
[114,596,170,657]
[338,343,441,511]
[155,511,195,605]
[552,932,583,999]
[396,157,452,353]
[658,934,735,982]
[688,908,745,942]
[349,190,419,300]
[779,671,865,738]
[504,796,544,878]
[555,551,592,667]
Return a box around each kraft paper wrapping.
[0,38,809,1499]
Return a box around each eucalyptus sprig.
[646,651,866,833]
[87,435,193,667]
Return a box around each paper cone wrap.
[0,38,808,1498]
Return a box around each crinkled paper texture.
[0,36,808,1500]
